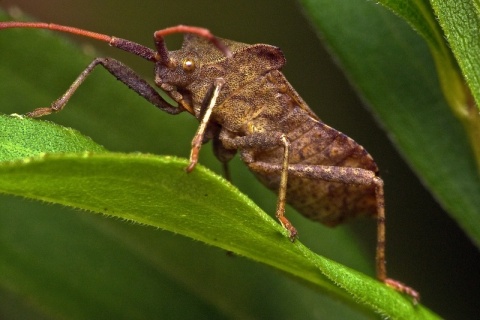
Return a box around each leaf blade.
[0,114,106,161]
[430,0,480,109]
[0,151,439,319]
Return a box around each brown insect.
[0,21,419,302]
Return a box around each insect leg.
[212,133,237,182]
[220,132,298,240]
[186,78,225,172]
[248,162,420,302]
[371,178,419,302]
[26,57,181,118]
[276,134,298,240]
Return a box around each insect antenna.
[0,22,232,63]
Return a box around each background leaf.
[378,0,480,177]
[429,0,480,110]
[375,0,443,51]
[1,0,479,318]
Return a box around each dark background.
[1,0,479,318]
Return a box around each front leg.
[186,78,225,172]
[26,57,181,117]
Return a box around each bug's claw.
[185,162,196,173]
[384,278,420,305]
[278,216,298,241]
[25,107,53,118]
[288,227,298,242]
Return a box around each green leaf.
[375,0,444,51]
[429,0,480,109]
[378,0,480,172]
[299,0,480,251]
[0,116,438,319]
[0,114,106,161]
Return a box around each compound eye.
[182,58,196,72]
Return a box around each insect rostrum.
[0,21,419,302]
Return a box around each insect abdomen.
[253,114,379,226]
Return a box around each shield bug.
[0,21,419,302]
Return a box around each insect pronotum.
[0,20,419,302]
